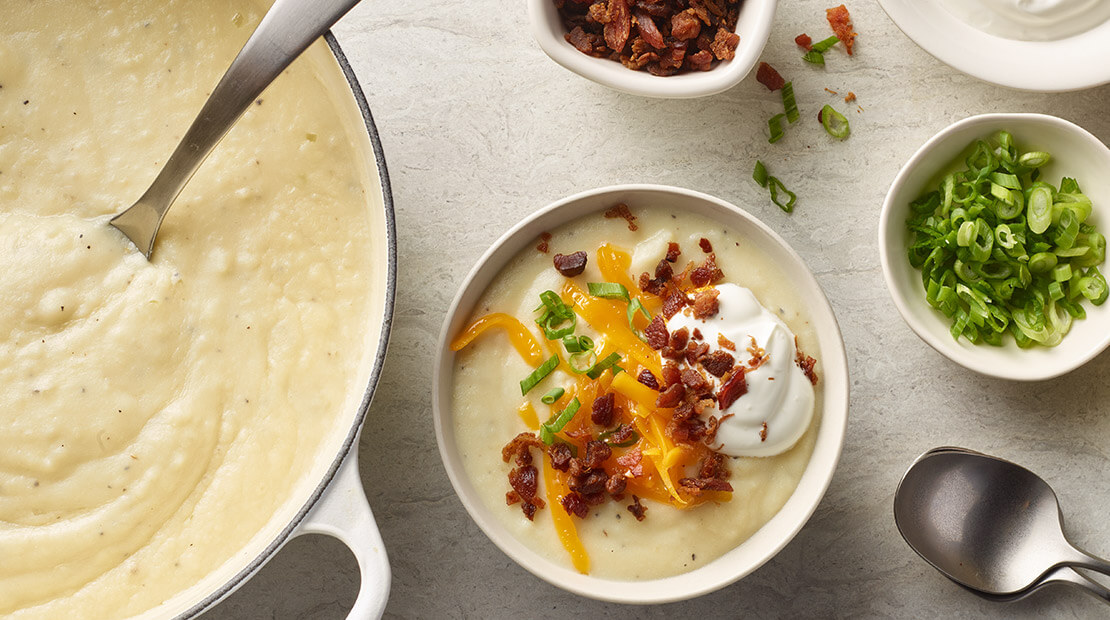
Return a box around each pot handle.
[294,449,391,619]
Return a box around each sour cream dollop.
[940,0,1110,41]
[665,283,814,458]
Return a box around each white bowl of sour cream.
[878,0,1110,90]
[433,184,849,603]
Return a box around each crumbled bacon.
[591,392,616,426]
[640,259,673,296]
[606,475,627,496]
[756,61,786,91]
[691,328,703,341]
[717,367,748,410]
[605,423,636,445]
[698,238,713,253]
[604,203,638,231]
[627,495,647,521]
[656,382,685,408]
[661,361,682,387]
[605,0,632,51]
[678,477,733,495]
[670,327,689,351]
[583,440,613,469]
[717,333,735,350]
[826,4,857,55]
[570,469,609,495]
[796,349,818,385]
[760,422,768,442]
[684,341,710,366]
[665,242,681,263]
[699,452,729,480]
[553,251,588,277]
[502,432,544,465]
[561,491,590,518]
[689,254,724,287]
[616,447,644,477]
[633,9,666,49]
[508,465,546,520]
[747,336,768,368]
[708,27,740,60]
[700,350,735,377]
[671,9,701,40]
[637,369,661,390]
[795,33,813,50]
[548,442,574,472]
[662,291,689,319]
[643,315,670,350]
[692,288,720,319]
[680,367,708,391]
[844,91,856,103]
[536,232,552,253]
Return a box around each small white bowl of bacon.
[433,185,849,602]
[528,0,777,98]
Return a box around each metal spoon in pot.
[893,446,1110,604]
[110,0,361,259]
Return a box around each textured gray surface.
[209,1,1110,618]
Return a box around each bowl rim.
[877,0,1110,92]
[432,183,849,603]
[878,112,1110,381]
[526,0,777,99]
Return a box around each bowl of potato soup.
[432,185,848,603]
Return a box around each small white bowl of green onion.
[880,113,1110,381]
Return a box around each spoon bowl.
[893,448,1110,597]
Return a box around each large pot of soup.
[0,2,394,618]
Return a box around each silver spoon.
[893,446,1110,604]
[110,0,361,259]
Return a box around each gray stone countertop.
[210,1,1110,618]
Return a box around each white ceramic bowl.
[878,0,1110,91]
[527,0,776,98]
[432,184,848,603]
[879,113,1110,381]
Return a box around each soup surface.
[451,206,821,579]
[0,1,377,617]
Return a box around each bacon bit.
[795,33,813,50]
[637,369,661,390]
[689,254,724,287]
[709,27,740,61]
[826,4,857,55]
[616,447,644,477]
[662,291,688,319]
[605,0,632,51]
[508,465,546,520]
[678,477,733,495]
[699,453,729,480]
[627,495,647,521]
[756,61,786,91]
[680,367,709,391]
[553,251,587,277]
[844,91,856,103]
[665,242,681,263]
[561,491,590,518]
[692,288,720,319]
[671,9,702,40]
[502,432,544,464]
[606,475,627,496]
[760,422,768,442]
[717,333,736,350]
[691,328,703,341]
[536,232,552,253]
[701,350,735,377]
[824,87,839,95]
[698,237,713,253]
[591,392,616,426]
[669,327,690,351]
[656,382,685,408]
[717,367,748,409]
[570,469,609,496]
[662,362,682,387]
[643,315,670,350]
[796,348,819,385]
[604,203,638,231]
[548,442,574,472]
[685,341,710,366]
[506,490,520,505]
[747,336,767,368]
[640,259,674,296]
[606,423,636,445]
[704,415,721,443]
[633,9,666,49]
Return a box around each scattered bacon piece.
[670,327,689,351]
[680,367,708,392]
[591,392,616,426]
[606,475,627,496]
[698,238,713,253]
[795,33,813,50]
[665,242,681,263]
[604,203,638,231]
[561,491,590,518]
[565,26,598,55]
[616,447,644,477]
[717,333,736,351]
[760,422,768,442]
[796,348,819,385]
[690,254,724,287]
[656,382,685,408]
[536,232,552,253]
[678,477,733,494]
[627,495,648,521]
[824,87,839,95]
[662,362,682,387]
[717,367,748,409]
[508,465,546,520]
[826,4,857,55]
[548,442,574,472]
[643,315,670,350]
[583,440,612,469]
[605,424,636,445]
[756,61,785,91]
[570,469,609,496]
[692,288,720,319]
[637,369,661,390]
[691,328,703,341]
[553,251,587,277]
[662,291,689,319]
[502,432,544,465]
[701,350,735,377]
[844,91,856,103]
[699,453,729,480]
[634,9,666,49]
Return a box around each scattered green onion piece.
[768,113,786,144]
[520,355,559,396]
[539,398,581,445]
[769,176,797,213]
[627,298,651,333]
[801,50,825,65]
[541,387,565,405]
[568,350,597,374]
[587,282,631,303]
[585,352,623,379]
[812,35,840,53]
[535,290,577,339]
[753,160,769,188]
[819,105,850,140]
[782,81,799,124]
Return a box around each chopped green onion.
[812,35,840,52]
[520,355,559,396]
[1019,151,1052,168]
[627,298,651,334]
[753,160,769,188]
[819,105,850,140]
[587,282,630,303]
[801,50,825,65]
[535,291,576,339]
[585,352,623,379]
[568,350,597,374]
[540,387,565,405]
[561,334,593,353]
[539,398,581,445]
[768,113,786,144]
[782,81,799,124]
[769,176,797,213]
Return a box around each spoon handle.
[111,0,362,257]
[1051,566,1110,605]
[1064,545,1110,580]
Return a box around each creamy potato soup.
[451,206,821,579]
[0,1,377,617]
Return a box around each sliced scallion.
[540,387,565,405]
[768,113,786,144]
[819,104,850,140]
[587,282,630,303]
[782,81,799,124]
[539,397,581,445]
[585,352,623,380]
[520,355,559,395]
